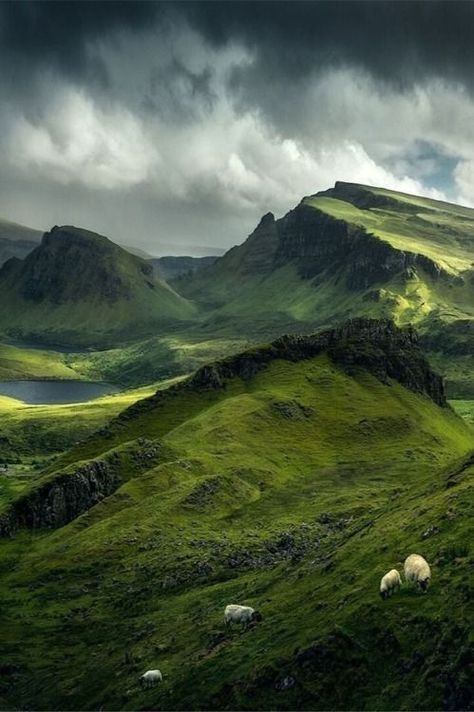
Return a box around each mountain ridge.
[0,225,195,345]
[0,315,472,710]
[174,181,474,395]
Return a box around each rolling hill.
[0,225,196,346]
[151,255,217,281]
[0,217,42,267]
[0,319,472,710]
[175,182,474,395]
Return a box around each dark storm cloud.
[0,1,158,78]
[178,1,474,89]
[2,1,474,251]
[2,1,474,91]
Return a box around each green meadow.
[0,329,473,710]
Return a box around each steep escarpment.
[190,318,446,406]
[176,181,474,397]
[0,439,163,536]
[275,203,445,287]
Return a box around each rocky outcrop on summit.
[112,320,446,436]
[317,181,419,213]
[189,319,446,407]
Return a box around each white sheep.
[224,604,262,629]
[379,568,402,599]
[404,553,431,593]
[139,669,162,688]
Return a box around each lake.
[0,380,119,405]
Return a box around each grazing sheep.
[404,554,431,593]
[140,669,162,688]
[224,604,262,629]
[379,569,402,599]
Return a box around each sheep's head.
[252,610,263,622]
[379,590,387,600]
[419,577,430,592]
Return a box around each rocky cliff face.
[275,203,445,288]
[0,457,120,536]
[0,439,163,537]
[189,318,446,407]
[201,200,445,292]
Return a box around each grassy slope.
[0,354,472,710]
[0,379,182,497]
[0,335,248,389]
[451,399,474,426]
[0,227,196,347]
[0,343,80,381]
[305,188,474,396]
[305,193,474,275]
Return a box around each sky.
[2,1,474,255]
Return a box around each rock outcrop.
[0,439,163,537]
[188,319,446,407]
[276,203,445,288]
[0,457,120,536]
[114,319,446,438]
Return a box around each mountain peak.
[0,224,195,345]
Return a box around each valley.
[0,183,473,711]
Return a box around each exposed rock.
[271,400,314,420]
[187,319,446,406]
[0,456,120,536]
[0,440,164,536]
[275,675,296,691]
[182,478,222,507]
[422,525,440,539]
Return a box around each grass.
[0,378,183,501]
[0,351,472,710]
[305,188,474,274]
[0,226,196,347]
[0,342,80,381]
[450,399,474,426]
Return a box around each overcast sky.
[2,1,474,255]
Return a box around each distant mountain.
[150,255,217,281]
[0,216,42,266]
[0,225,195,346]
[176,181,474,395]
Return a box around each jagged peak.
[256,212,276,228]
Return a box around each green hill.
[0,226,196,346]
[176,182,474,396]
[0,319,472,710]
